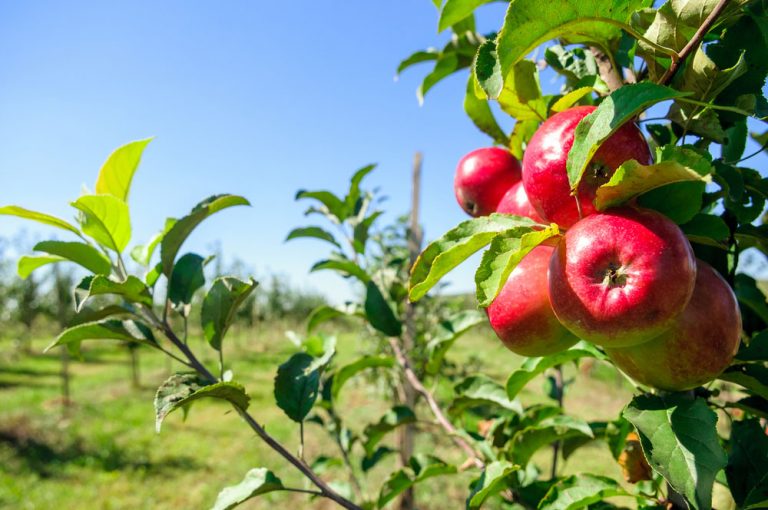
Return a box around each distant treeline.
[0,233,329,343]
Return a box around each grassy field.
[0,321,640,510]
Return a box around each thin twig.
[152,310,362,510]
[388,337,484,468]
[659,0,731,85]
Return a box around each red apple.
[548,207,696,348]
[605,260,741,391]
[454,147,521,217]
[495,181,546,223]
[487,245,578,356]
[522,105,652,228]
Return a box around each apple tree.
[1,0,768,509]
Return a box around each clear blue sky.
[0,1,513,302]
[1,1,765,303]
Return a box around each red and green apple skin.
[495,181,546,223]
[454,147,521,217]
[522,105,652,228]
[548,207,696,348]
[605,260,741,391]
[487,245,578,356]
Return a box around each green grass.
[0,322,636,510]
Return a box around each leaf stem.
[675,97,756,118]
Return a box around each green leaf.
[285,226,341,248]
[545,45,600,85]
[732,396,768,420]
[723,120,749,163]
[680,214,730,246]
[71,194,131,252]
[667,103,726,142]
[736,330,768,362]
[154,373,250,432]
[719,364,768,400]
[306,304,360,333]
[363,406,416,455]
[211,468,285,510]
[506,342,605,399]
[735,274,768,325]
[295,190,348,222]
[418,52,461,105]
[311,259,370,283]
[498,61,549,121]
[331,356,394,401]
[94,138,153,202]
[0,205,81,236]
[744,474,768,510]
[17,255,65,279]
[594,159,710,212]
[511,59,541,103]
[438,0,493,31]
[345,163,376,218]
[363,446,396,472]
[464,71,510,146]
[169,253,206,314]
[633,0,748,81]
[725,418,768,507]
[496,0,648,80]
[566,83,688,189]
[76,275,154,311]
[145,262,163,288]
[475,225,559,307]
[636,181,707,224]
[509,119,539,160]
[550,87,595,113]
[426,310,485,374]
[45,319,155,353]
[623,394,726,510]
[510,415,594,466]
[274,352,321,423]
[364,281,402,337]
[451,375,522,416]
[33,240,112,275]
[410,214,536,301]
[539,474,629,510]
[201,276,258,351]
[466,461,518,509]
[475,38,503,99]
[160,194,250,276]
[707,4,768,118]
[69,304,135,326]
[130,227,167,266]
[378,455,457,508]
[396,49,440,76]
[353,210,382,254]
[677,48,747,104]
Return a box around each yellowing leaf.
[595,159,710,211]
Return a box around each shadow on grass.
[0,379,57,390]
[0,366,62,377]
[0,416,200,478]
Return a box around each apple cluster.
[453,106,742,391]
